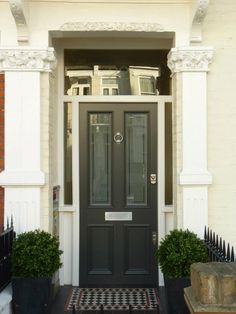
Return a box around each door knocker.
[114,132,123,144]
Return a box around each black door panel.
[79,103,158,287]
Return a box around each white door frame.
[57,49,173,286]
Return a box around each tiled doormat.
[65,287,159,311]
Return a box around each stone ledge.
[185,287,236,314]
[191,262,236,305]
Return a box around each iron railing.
[0,218,15,292]
[204,226,235,262]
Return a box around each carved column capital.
[0,47,57,72]
[167,47,214,73]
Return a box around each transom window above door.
[64,50,172,96]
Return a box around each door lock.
[152,231,157,246]
[150,174,157,184]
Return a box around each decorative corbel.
[190,0,209,43]
[9,0,29,45]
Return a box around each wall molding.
[167,46,214,73]
[0,47,57,72]
[60,21,164,32]
[0,170,45,186]
[179,171,212,185]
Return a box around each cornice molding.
[190,0,209,43]
[60,21,164,32]
[0,47,57,72]
[167,47,213,73]
[9,0,29,44]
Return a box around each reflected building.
[65,65,160,96]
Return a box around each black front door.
[79,102,158,287]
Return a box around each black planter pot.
[164,276,191,314]
[12,277,52,314]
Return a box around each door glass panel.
[89,113,112,205]
[64,102,73,205]
[126,113,148,206]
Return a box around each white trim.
[0,170,45,186]
[179,171,212,185]
[59,205,76,212]
[58,95,172,286]
[72,100,80,286]
[63,95,172,103]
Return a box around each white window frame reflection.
[139,76,157,96]
[102,77,119,96]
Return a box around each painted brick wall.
[202,0,236,247]
[0,73,4,231]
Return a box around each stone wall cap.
[191,262,236,276]
[185,287,236,313]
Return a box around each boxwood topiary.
[12,230,63,278]
[156,229,208,278]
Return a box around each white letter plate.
[105,212,132,221]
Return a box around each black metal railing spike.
[100,304,104,314]
[11,215,13,227]
[6,217,9,229]
[72,305,76,314]
[204,228,235,263]
[129,304,132,313]
[227,244,231,262]
[231,247,235,262]
[213,232,215,245]
[219,237,222,252]
[223,240,226,261]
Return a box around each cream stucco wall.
[0,0,191,46]
[202,0,236,247]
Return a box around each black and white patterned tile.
[66,287,159,311]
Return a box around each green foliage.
[12,230,63,278]
[156,229,208,278]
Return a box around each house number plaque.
[105,212,132,221]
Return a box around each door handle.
[152,231,157,247]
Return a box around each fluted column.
[168,46,213,237]
[0,47,56,233]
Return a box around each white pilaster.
[168,46,213,237]
[0,47,56,233]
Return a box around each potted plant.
[156,229,208,314]
[11,229,63,314]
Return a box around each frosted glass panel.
[89,113,112,205]
[126,114,148,206]
[64,102,73,205]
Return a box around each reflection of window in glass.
[89,113,112,205]
[68,77,91,96]
[139,77,156,95]
[102,77,119,95]
[64,102,73,205]
[126,113,148,206]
